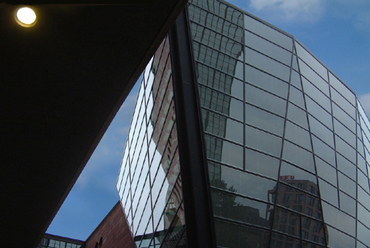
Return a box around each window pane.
[245,148,280,179]
[282,140,315,173]
[245,125,283,157]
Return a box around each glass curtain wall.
[116,36,186,248]
[188,0,370,247]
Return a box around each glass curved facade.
[117,0,370,247]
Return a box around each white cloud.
[249,0,324,23]
[359,93,370,119]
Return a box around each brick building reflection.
[267,175,326,246]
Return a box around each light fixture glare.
[16,7,37,27]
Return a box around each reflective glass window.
[335,135,356,165]
[290,69,302,89]
[284,121,311,150]
[358,186,370,213]
[245,103,284,136]
[306,97,332,130]
[273,207,300,237]
[244,14,293,50]
[204,134,243,168]
[245,125,282,157]
[315,156,337,186]
[331,87,356,119]
[245,83,287,117]
[282,140,315,173]
[302,77,331,112]
[202,109,243,144]
[245,47,290,82]
[245,30,292,66]
[245,148,280,179]
[339,191,356,217]
[288,85,305,109]
[325,226,355,248]
[321,202,356,237]
[332,102,356,133]
[196,63,243,98]
[309,115,334,148]
[334,118,356,149]
[357,222,370,246]
[279,161,317,195]
[295,42,327,81]
[318,178,338,207]
[299,61,329,96]
[211,189,272,228]
[286,103,308,130]
[214,218,270,248]
[312,136,335,166]
[338,172,356,197]
[329,72,356,105]
[211,164,278,202]
[245,64,289,98]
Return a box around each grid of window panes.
[188,0,370,247]
[116,36,186,248]
[36,235,83,248]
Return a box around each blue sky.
[47,0,370,241]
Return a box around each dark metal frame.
[169,8,217,248]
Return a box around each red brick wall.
[85,201,135,248]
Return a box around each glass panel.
[214,218,270,248]
[336,153,356,181]
[245,103,285,136]
[211,189,271,228]
[357,222,370,247]
[196,63,244,100]
[192,23,244,58]
[334,119,356,149]
[318,178,338,207]
[329,72,356,105]
[331,88,356,119]
[244,14,293,50]
[245,64,289,98]
[358,186,370,212]
[289,84,305,109]
[302,77,331,112]
[325,225,355,248]
[299,60,329,96]
[199,85,243,121]
[202,109,243,144]
[287,103,308,130]
[245,125,283,157]
[358,169,369,194]
[308,115,334,148]
[306,97,332,130]
[273,207,300,237]
[245,148,280,179]
[290,69,302,89]
[211,164,278,203]
[335,135,356,165]
[270,232,300,248]
[332,102,356,133]
[315,156,337,186]
[282,140,315,173]
[338,172,356,199]
[284,121,311,150]
[312,136,335,166]
[245,83,287,117]
[358,203,370,229]
[245,47,290,82]
[245,30,292,66]
[295,41,328,81]
[204,134,243,168]
[339,191,356,217]
[321,202,356,237]
[279,161,318,195]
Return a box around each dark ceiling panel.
[0,2,187,247]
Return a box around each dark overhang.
[0,2,187,247]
